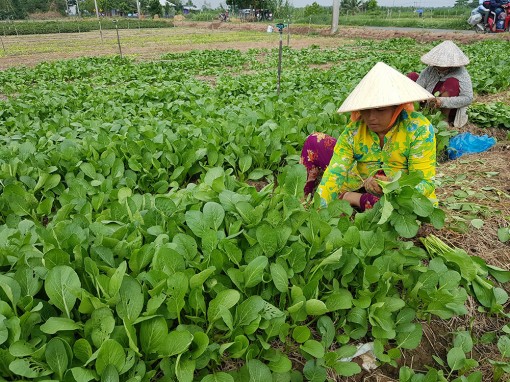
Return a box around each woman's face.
[360,105,398,136]
[434,66,452,75]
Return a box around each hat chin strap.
[387,103,414,128]
[349,102,415,128]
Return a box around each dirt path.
[176,20,510,44]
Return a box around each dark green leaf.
[243,256,268,288]
[140,316,168,355]
[159,330,193,357]
[116,276,144,322]
[40,317,82,334]
[44,265,81,318]
[300,340,324,358]
[95,339,125,376]
[45,338,69,380]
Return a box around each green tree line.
[0,0,481,22]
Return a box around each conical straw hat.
[420,40,469,67]
[337,62,434,113]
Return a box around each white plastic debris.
[339,342,378,371]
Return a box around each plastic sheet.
[447,132,497,160]
[339,342,378,371]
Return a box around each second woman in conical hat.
[300,62,437,211]
[408,40,473,128]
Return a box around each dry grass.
[433,142,510,267]
[28,11,63,20]
[475,89,510,105]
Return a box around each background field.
[0,21,505,70]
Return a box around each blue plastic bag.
[447,132,496,160]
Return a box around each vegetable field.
[0,28,509,382]
[0,19,173,36]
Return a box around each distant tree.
[10,0,27,18]
[366,0,377,10]
[4,0,66,17]
[117,0,136,14]
[81,0,96,13]
[20,0,48,13]
[279,0,292,18]
[98,0,114,14]
[266,0,290,18]
[304,1,321,16]
[148,0,161,16]
[0,0,10,18]
[454,0,469,6]
[341,0,363,13]
[234,0,270,11]
[171,0,182,12]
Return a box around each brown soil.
[175,21,510,44]
[475,89,510,104]
[432,143,510,267]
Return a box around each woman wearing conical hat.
[408,40,473,128]
[300,62,436,211]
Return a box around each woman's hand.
[363,173,389,196]
[426,97,442,109]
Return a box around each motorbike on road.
[467,2,510,33]
[219,12,230,22]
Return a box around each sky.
[198,0,457,12]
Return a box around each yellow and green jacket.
[317,110,436,206]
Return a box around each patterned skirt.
[299,132,380,211]
[299,132,337,196]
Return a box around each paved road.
[361,26,477,34]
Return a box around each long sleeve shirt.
[416,66,473,111]
[317,110,436,206]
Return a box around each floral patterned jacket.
[317,110,436,206]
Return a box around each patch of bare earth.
[309,63,335,70]
[175,21,510,44]
[194,75,217,86]
[454,121,509,142]
[409,125,510,380]
[431,142,510,265]
[475,89,510,104]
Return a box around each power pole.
[93,0,100,18]
[331,0,340,34]
[93,0,103,42]
[137,0,142,19]
[276,23,285,95]
[287,15,290,46]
